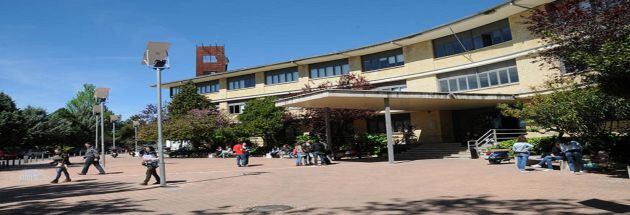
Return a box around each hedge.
[493,136,556,155]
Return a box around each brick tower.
[196,45,228,76]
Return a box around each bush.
[494,136,556,155]
[356,133,388,156]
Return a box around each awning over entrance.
[276,89,516,164]
[276,89,516,111]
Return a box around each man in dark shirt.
[311,141,327,166]
[79,142,106,175]
[532,142,564,171]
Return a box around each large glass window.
[227,74,255,90]
[361,49,404,72]
[265,67,298,85]
[437,59,519,93]
[367,113,411,133]
[433,19,512,58]
[228,103,246,114]
[309,59,350,79]
[197,81,220,94]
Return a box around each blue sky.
[0,0,504,119]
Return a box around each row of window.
[362,49,404,72]
[438,60,519,93]
[169,81,220,97]
[227,74,256,90]
[309,59,350,79]
[433,19,512,58]
[266,67,299,85]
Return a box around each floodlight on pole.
[133,120,140,157]
[94,87,109,169]
[110,115,120,155]
[142,41,171,187]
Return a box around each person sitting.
[215,146,223,157]
[532,142,564,171]
[220,147,233,158]
[270,146,280,158]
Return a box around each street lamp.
[92,105,102,151]
[142,41,170,187]
[94,87,110,168]
[110,115,120,156]
[133,120,140,157]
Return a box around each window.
[374,85,407,92]
[228,103,246,114]
[227,74,255,90]
[196,81,220,94]
[437,59,519,92]
[309,59,350,79]
[559,60,588,74]
[170,87,182,97]
[265,67,298,85]
[361,49,404,72]
[367,113,411,133]
[202,55,217,63]
[433,19,512,58]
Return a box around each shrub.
[494,136,556,155]
[356,133,388,156]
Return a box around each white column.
[384,98,395,164]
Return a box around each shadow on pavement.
[0,198,154,214]
[0,181,156,204]
[191,195,628,214]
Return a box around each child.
[50,149,71,183]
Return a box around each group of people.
[511,135,585,174]
[49,142,162,186]
[283,141,330,166]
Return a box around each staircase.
[395,142,470,160]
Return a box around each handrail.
[468,128,527,153]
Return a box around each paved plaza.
[0,155,628,214]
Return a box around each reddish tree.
[526,0,630,97]
[289,74,375,153]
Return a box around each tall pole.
[100,102,106,168]
[95,114,99,150]
[134,126,138,157]
[156,68,166,186]
[112,122,116,154]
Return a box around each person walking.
[242,142,251,167]
[561,140,584,174]
[311,141,326,166]
[50,149,71,183]
[532,142,564,171]
[140,146,161,185]
[294,144,304,166]
[79,142,106,175]
[303,142,313,165]
[233,143,244,167]
[512,135,533,172]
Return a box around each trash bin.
[469,147,479,159]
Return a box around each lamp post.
[94,88,110,168]
[142,41,171,187]
[133,120,140,157]
[110,115,119,155]
[93,105,101,151]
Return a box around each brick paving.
[0,155,628,214]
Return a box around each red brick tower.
[196,45,228,76]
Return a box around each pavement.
[0,155,628,214]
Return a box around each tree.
[237,97,286,146]
[498,79,630,155]
[0,92,23,150]
[167,82,214,117]
[526,0,630,97]
[20,106,50,148]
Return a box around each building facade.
[163,0,561,144]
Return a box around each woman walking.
[512,135,533,172]
[140,146,161,185]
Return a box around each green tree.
[20,106,50,148]
[0,92,23,150]
[237,97,286,146]
[167,82,214,117]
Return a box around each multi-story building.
[162,0,563,145]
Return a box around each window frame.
[432,19,512,58]
[228,102,246,115]
[437,60,519,93]
[227,74,256,91]
[309,59,350,79]
[361,48,404,72]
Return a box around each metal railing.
[467,129,527,153]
